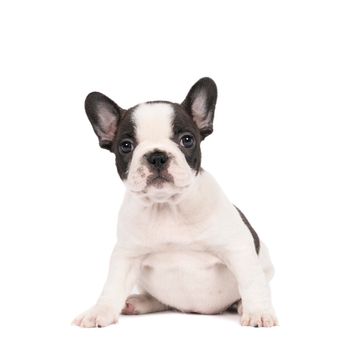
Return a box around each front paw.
[72,304,118,328]
[240,309,278,328]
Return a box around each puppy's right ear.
[85,92,124,151]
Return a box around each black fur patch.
[234,205,260,254]
[171,103,202,173]
[110,108,137,180]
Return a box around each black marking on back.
[234,205,260,254]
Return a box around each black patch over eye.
[180,134,195,148]
[119,139,134,154]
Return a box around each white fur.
[73,103,278,328]
[132,103,174,142]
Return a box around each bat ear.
[85,92,124,151]
[182,77,217,139]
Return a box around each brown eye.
[119,139,134,154]
[180,134,195,148]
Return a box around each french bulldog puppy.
[73,78,278,328]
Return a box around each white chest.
[118,201,220,249]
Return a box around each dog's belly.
[139,251,240,314]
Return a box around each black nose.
[147,151,169,169]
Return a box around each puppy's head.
[85,77,217,203]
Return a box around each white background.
[0,0,349,349]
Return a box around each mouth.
[147,172,174,188]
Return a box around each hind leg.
[229,299,243,315]
[122,294,170,315]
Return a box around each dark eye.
[119,139,134,154]
[180,134,195,148]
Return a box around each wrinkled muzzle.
[125,140,195,202]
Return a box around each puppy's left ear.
[182,77,217,139]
